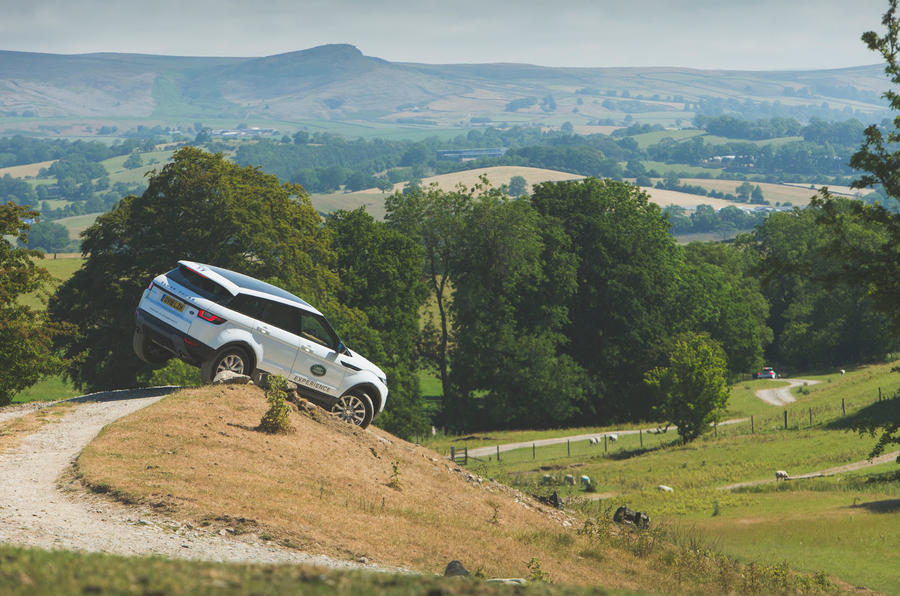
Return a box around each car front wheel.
[201,346,251,384]
[330,390,374,428]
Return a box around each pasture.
[443,360,900,593]
[0,159,56,178]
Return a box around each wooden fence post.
[809,408,812,426]
[784,410,788,430]
[714,420,717,437]
[465,447,468,465]
[450,446,455,461]
[532,443,535,459]
[842,398,846,415]
[639,429,643,447]
[751,415,754,434]
[496,445,499,462]
[567,440,570,457]
[604,435,607,452]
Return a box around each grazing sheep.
[541,474,554,485]
[563,474,575,485]
[588,437,598,445]
[656,484,674,493]
[775,470,789,481]
[840,369,846,376]
[607,433,618,442]
[580,475,591,486]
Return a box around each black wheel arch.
[347,383,382,414]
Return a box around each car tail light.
[147,281,155,292]
[197,309,227,325]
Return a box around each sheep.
[588,437,598,445]
[840,369,846,376]
[563,474,575,485]
[607,433,618,442]
[540,474,554,485]
[775,470,789,481]
[579,475,591,486]
[656,484,674,493]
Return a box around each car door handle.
[257,326,270,335]
[300,345,313,353]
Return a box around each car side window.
[230,295,301,336]
[300,314,337,349]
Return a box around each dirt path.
[0,388,398,570]
[720,450,900,491]
[754,378,820,406]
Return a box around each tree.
[123,153,143,169]
[0,203,67,405]
[448,196,586,429]
[23,221,70,253]
[736,181,754,202]
[50,147,338,391]
[678,242,772,378]
[751,184,766,204]
[530,178,685,421]
[645,332,729,443]
[508,175,527,197]
[384,182,476,413]
[811,0,900,458]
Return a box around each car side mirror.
[337,341,349,355]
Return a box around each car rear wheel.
[330,390,374,428]
[133,330,171,365]
[201,346,251,384]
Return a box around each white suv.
[133,260,387,428]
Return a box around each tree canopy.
[0,203,67,405]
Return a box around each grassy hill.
[426,361,900,593]
[72,383,842,593]
[0,46,890,133]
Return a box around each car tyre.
[133,330,171,365]
[331,390,374,428]
[201,346,251,384]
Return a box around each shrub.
[258,375,293,434]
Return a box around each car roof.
[178,260,322,315]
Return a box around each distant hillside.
[0,45,890,130]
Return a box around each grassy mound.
[77,384,661,588]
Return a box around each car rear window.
[167,265,234,304]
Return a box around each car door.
[229,295,301,378]
[289,312,347,397]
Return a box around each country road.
[0,388,398,571]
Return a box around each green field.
[444,360,900,593]
[629,129,705,149]
[642,161,723,176]
[55,212,103,240]
[18,255,84,309]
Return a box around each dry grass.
[677,179,823,207]
[638,187,743,210]
[314,166,587,220]
[0,403,76,453]
[0,160,56,178]
[77,385,671,589]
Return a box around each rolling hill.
[0,45,890,130]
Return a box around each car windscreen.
[166,265,235,304]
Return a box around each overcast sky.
[0,0,888,70]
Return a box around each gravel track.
[754,378,821,406]
[0,388,398,570]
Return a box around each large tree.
[0,203,67,405]
[384,182,479,410]
[529,178,685,421]
[448,195,586,429]
[50,147,338,391]
[325,208,429,438]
